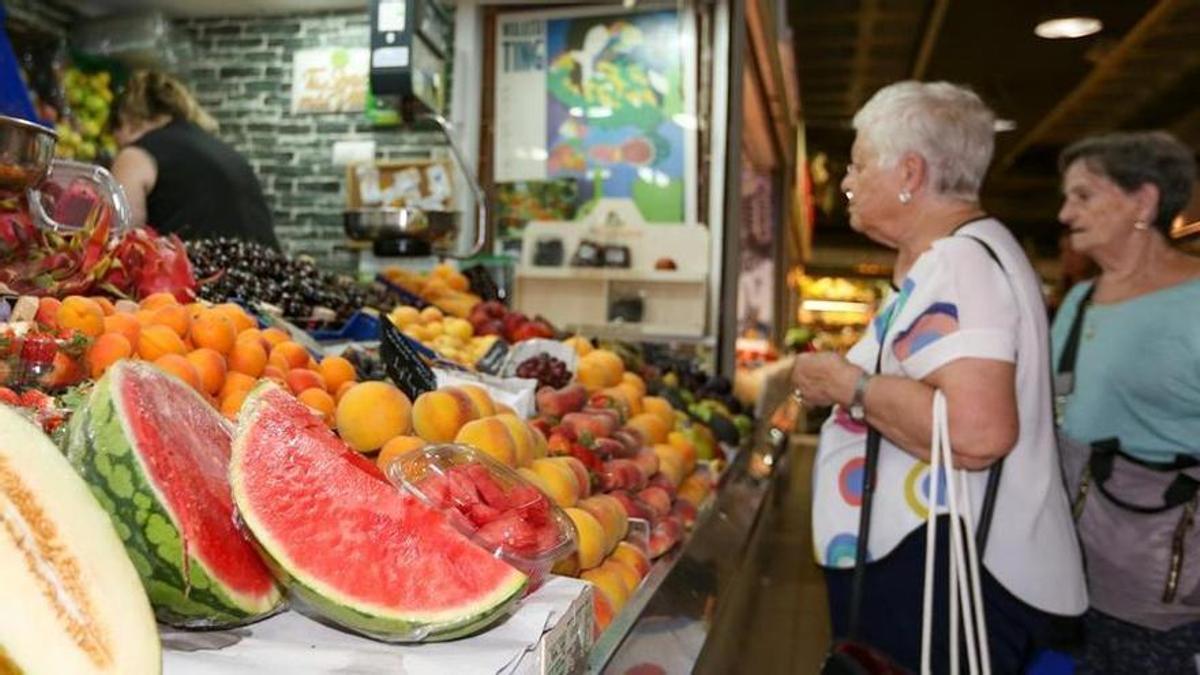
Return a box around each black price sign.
[463,265,502,302]
[474,339,510,376]
[379,319,438,400]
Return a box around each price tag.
[462,264,502,302]
[379,318,437,400]
[474,339,510,375]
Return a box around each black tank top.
[134,120,280,249]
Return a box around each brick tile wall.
[175,11,447,264]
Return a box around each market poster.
[292,47,369,114]
[494,7,695,224]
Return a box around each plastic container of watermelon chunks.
[386,444,577,595]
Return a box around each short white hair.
[852,81,996,200]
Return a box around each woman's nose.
[1057,201,1072,225]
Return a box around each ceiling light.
[994,119,1017,132]
[1035,16,1103,39]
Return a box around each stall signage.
[474,339,510,376]
[379,318,437,399]
[292,47,370,113]
[462,264,501,302]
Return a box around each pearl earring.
[898,190,912,204]
[1134,220,1149,231]
[844,190,854,201]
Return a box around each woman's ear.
[899,151,927,194]
[1133,182,1161,225]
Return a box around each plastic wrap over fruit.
[434,368,537,419]
[388,443,577,595]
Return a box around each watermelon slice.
[230,383,528,641]
[0,404,160,674]
[66,360,283,627]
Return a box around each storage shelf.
[516,267,707,283]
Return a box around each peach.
[612,541,651,578]
[620,372,646,398]
[552,552,581,577]
[642,396,675,428]
[220,372,257,401]
[666,431,698,474]
[102,313,141,350]
[412,388,480,442]
[528,458,580,508]
[552,456,591,500]
[457,384,495,417]
[627,413,670,444]
[614,384,644,416]
[260,327,291,347]
[562,334,593,357]
[454,417,518,467]
[138,324,187,362]
[270,341,311,370]
[376,435,426,473]
[564,507,606,570]
[220,388,249,421]
[652,444,686,488]
[227,339,267,378]
[190,311,237,355]
[335,381,413,453]
[153,354,201,392]
[151,304,190,338]
[576,349,624,391]
[213,303,255,332]
[516,467,554,495]
[285,368,326,395]
[579,494,628,555]
[592,587,615,635]
[57,296,105,337]
[86,332,132,379]
[581,563,628,610]
[318,355,357,393]
[493,413,539,467]
[603,558,641,596]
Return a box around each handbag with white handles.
[920,391,992,675]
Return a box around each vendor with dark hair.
[111,70,279,249]
[1053,130,1200,674]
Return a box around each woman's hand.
[790,352,863,408]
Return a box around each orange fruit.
[227,340,267,378]
[319,356,357,392]
[262,365,286,383]
[86,333,132,378]
[151,304,191,338]
[335,380,355,402]
[153,353,201,391]
[214,303,255,332]
[235,328,267,350]
[335,381,413,452]
[190,311,237,355]
[267,351,292,374]
[220,388,249,420]
[56,296,105,337]
[138,325,187,361]
[139,292,179,311]
[185,302,208,321]
[298,388,336,426]
[103,313,141,350]
[376,435,426,472]
[220,371,256,400]
[186,348,227,396]
[92,297,116,316]
[261,328,290,347]
[270,341,310,370]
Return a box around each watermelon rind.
[0,404,161,675]
[65,363,284,628]
[230,384,528,642]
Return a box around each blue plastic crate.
[309,311,381,343]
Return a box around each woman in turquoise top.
[1052,130,1200,674]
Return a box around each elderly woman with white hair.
[792,81,1087,672]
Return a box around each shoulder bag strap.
[1056,283,1096,375]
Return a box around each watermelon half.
[66,360,283,627]
[230,383,528,641]
[0,404,160,674]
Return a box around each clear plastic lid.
[28,159,132,234]
[386,444,577,594]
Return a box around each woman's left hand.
[790,352,863,408]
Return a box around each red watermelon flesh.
[231,384,527,638]
[117,362,278,605]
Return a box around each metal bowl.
[0,115,57,192]
[343,208,460,243]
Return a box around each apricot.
[318,356,357,393]
[227,339,267,378]
[335,381,413,453]
[298,388,336,426]
[457,384,496,417]
[139,292,179,311]
[375,435,426,473]
[335,380,355,402]
[138,324,187,361]
[87,333,132,378]
[220,372,257,401]
[270,341,310,370]
[153,354,201,392]
[411,388,480,443]
[493,413,538,467]
[102,313,141,351]
[529,458,580,508]
[190,311,237,355]
[418,306,443,324]
[220,388,249,420]
[213,303,255,332]
[151,304,190,338]
[35,297,61,329]
[603,558,641,596]
[627,413,670,444]
[285,368,325,395]
[652,444,686,488]
[262,365,286,384]
[235,328,268,351]
[455,417,518,467]
[261,327,290,347]
[391,306,420,327]
[666,431,698,474]
[91,296,116,316]
[579,495,629,555]
[186,348,227,396]
[267,351,292,374]
[612,541,651,578]
[565,507,607,570]
[57,296,105,337]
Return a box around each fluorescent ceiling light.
[1035,16,1103,39]
[801,299,872,313]
[994,119,1017,132]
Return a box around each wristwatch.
[848,371,872,422]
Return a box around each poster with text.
[292,47,369,114]
[494,7,696,224]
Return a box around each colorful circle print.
[838,457,866,506]
[903,462,947,519]
[825,533,859,567]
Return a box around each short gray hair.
[852,81,996,200]
[1059,131,1196,235]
